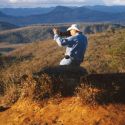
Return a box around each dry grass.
[0,83,19,107]
[1,28,125,86]
[0,28,125,125]
[76,83,102,106]
[82,29,125,73]
[0,29,125,103]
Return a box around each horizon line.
[1,5,125,8]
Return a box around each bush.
[76,83,102,106]
[20,71,80,101]
[0,83,20,106]
[76,81,122,106]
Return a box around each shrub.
[76,83,102,106]
[20,73,69,101]
[76,81,122,106]
[0,83,20,106]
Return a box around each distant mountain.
[0,11,18,25]
[0,23,124,44]
[0,11,7,17]
[1,6,125,17]
[0,7,55,17]
[0,6,125,25]
[87,5,125,13]
[19,6,125,25]
[0,21,19,31]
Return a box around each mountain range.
[87,5,125,13]
[0,6,125,26]
[0,7,54,17]
[1,6,125,17]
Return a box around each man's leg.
[71,60,81,66]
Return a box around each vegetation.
[0,25,53,43]
[0,21,18,32]
[82,29,125,73]
[0,23,124,43]
[0,28,125,125]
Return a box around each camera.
[51,27,71,37]
[59,30,71,37]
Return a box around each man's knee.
[59,58,72,65]
[59,60,65,65]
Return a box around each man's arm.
[53,28,73,47]
[54,34,71,47]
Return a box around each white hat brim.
[67,27,80,31]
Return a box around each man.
[53,24,88,66]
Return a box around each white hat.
[67,24,80,32]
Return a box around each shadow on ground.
[34,66,125,105]
[33,66,88,97]
[1,66,125,109]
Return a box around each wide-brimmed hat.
[67,24,80,32]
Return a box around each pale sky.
[0,0,125,7]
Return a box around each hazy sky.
[0,0,125,7]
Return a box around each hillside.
[0,27,124,77]
[0,23,124,43]
[0,25,53,43]
[0,28,125,125]
[0,21,18,31]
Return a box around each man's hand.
[53,28,59,35]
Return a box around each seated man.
[53,24,88,66]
